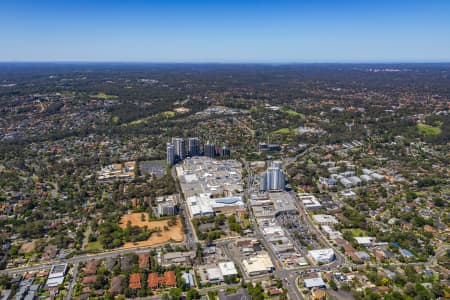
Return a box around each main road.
[0,242,185,276]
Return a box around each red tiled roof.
[129,273,141,289]
[84,260,98,275]
[164,271,176,287]
[343,245,356,253]
[82,275,97,285]
[147,273,159,289]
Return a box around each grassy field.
[343,228,368,237]
[121,111,175,127]
[272,127,297,135]
[90,92,119,100]
[417,123,441,136]
[85,241,104,252]
[123,116,152,126]
[281,107,305,118]
[162,111,176,118]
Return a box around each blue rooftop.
[400,248,414,258]
[214,197,240,204]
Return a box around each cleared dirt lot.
[119,213,184,249]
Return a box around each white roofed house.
[354,237,376,247]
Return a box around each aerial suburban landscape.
[1,1,450,300]
[0,63,448,300]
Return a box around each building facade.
[261,161,285,191]
[172,138,185,161]
[166,143,175,166]
[188,137,201,156]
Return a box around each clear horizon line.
[1,60,450,65]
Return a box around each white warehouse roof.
[304,277,326,289]
[218,261,238,277]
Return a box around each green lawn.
[123,116,152,126]
[343,228,368,237]
[121,111,175,127]
[417,123,441,137]
[85,241,103,252]
[272,127,297,135]
[162,111,176,118]
[281,107,305,118]
[90,92,119,100]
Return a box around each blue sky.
[1,0,450,62]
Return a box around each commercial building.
[177,157,243,199]
[220,144,231,157]
[156,195,178,216]
[271,192,297,216]
[304,277,326,289]
[313,214,339,225]
[188,137,201,156]
[308,248,335,264]
[218,261,238,278]
[206,267,224,283]
[299,195,322,210]
[172,138,185,161]
[46,263,68,288]
[260,161,285,191]
[340,190,356,199]
[186,194,244,217]
[242,252,274,276]
[166,143,175,166]
[160,251,196,267]
[204,141,216,158]
[321,225,343,240]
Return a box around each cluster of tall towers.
[260,161,286,191]
[166,137,230,166]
